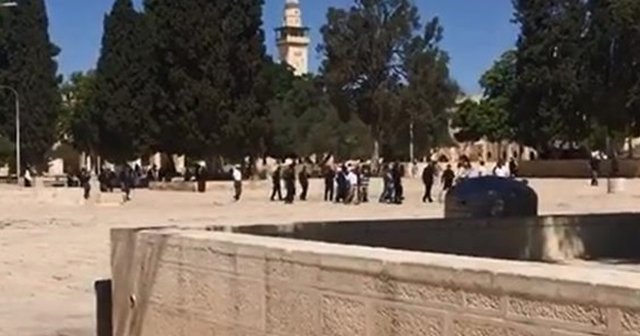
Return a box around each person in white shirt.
[232,165,242,201]
[493,160,510,178]
[346,166,358,204]
[478,161,487,177]
[24,167,33,188]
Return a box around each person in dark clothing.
[379,165,394,203]
[79,168,91,200]
[392,163,404,204]
[439,164,455,203]
[283,161,296,204]
[589,154,601,186]
[422,162,436,203]
[335,165,347,203]
[270,165,283,201]
[195,163,207,193]
[299,165,310,201]
[120,165,134,202]
[359,165,371,203]
[508,158,518,178]
[108,169,117,192]
[323,165,335,202]
[98,169,109,192]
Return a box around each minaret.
[275,0,310,76]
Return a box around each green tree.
[267,75,373,160]
[94,0,155,163]
[59,71,99,154]
[319,0,421,162]
[582,0,640,152]
[511,0,589,152]
[0,135,14,164]
[145,0,267,160]
[453,50,516,148]
[0,0,61,167]
[391,17,459,160]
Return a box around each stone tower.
[275,0,310,76]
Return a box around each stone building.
[275,0,310,76]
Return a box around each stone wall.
[518,159,640,178]
[221,213,640,262]
[112,227,640,336]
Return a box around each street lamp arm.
[0,85,18,98]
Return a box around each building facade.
[275,0,310,76]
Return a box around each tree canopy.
[93,0,155,163]
[0,0,61,167]
[319,0,458,162]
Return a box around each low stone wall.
[112,227,640,336]
[220,213,640,262]
[518,159,640,178]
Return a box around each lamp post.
[0,85,20,185]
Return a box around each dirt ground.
[1,177,639,336]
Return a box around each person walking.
[392,163,404,204]
[421,162,436,203]
[79,168,92,200]
[232,165,242,201]
[589,153,601,187]
[493,160,510,178]
[379,164,395,203]
[283,160,296,204]
[335,165,347,203]
[345,165,358,204]
[323,165,335,202]
[270,165,283,201]
[120,165,134,202]
[195,162,207,193]
[299,165,310,201]
[439,164,455,203]
[359,165,371,203]
[508,158,518,178]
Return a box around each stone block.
[464,292,503,314]
[266,258,319,285]
[318,268,376,295]
[149,263,184,311]
[387,279,464,308]
[321,294,367,336]
[140,304,188,336]
[266,285,320,335]
[452,317,539,336]
[231,278,266,330]
[622,309,640,335]
[506,296,607,330]
[372,303,444,336]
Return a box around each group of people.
[73,164,146,202]
[268,160,372,205]
[67,156,520,204]
[420,157,519,203]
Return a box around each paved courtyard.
[1,178,639,336]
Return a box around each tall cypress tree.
[511,0,589,152]
[0,0,61,167]
[145,0,267,159]
[94,0,154,163]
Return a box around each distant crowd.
[67,156,520,204]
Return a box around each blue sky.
[46,0,517,94]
